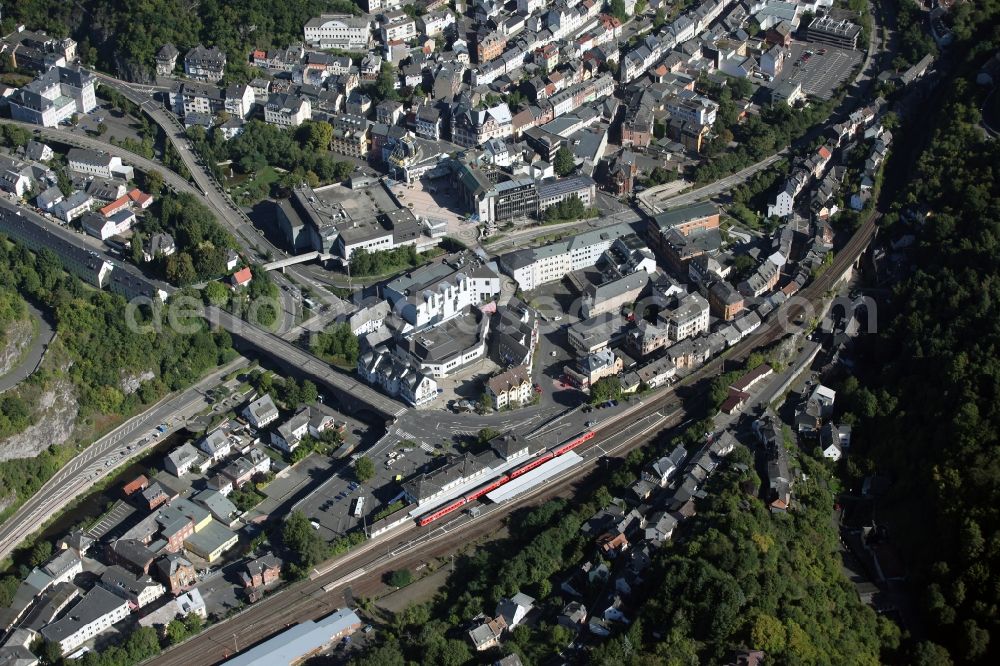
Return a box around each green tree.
[166,618,189,644]
[477,427,501,444]
[610,0,628,21]
[355,455,375,483]
[28,539,53,567]
[751,613,787,653]
[283,510,327,574]
[388,569,413,587]
[297,120,333,151]
[202,280,230,306]
[553,146,576,176]
[375,61,399,101]
[145,169,165,196]
[166,252,198,285]
[590,376,622,404]
[301,379,318,404]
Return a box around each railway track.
[147,212,880,666]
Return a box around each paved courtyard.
[389,178,481,248]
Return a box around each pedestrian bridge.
[262,252,334,271]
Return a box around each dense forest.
[832,63,1000,662]
[2,0,359,83]
[0,237,235,518]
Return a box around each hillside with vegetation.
[2,0,360,83]
[0,237,235,521]
[348,431,894,666]
[833,62,1000,663]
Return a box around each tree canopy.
[833,60,1000,663]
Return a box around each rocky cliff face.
[0,378,78,462]
[0,317,33,378]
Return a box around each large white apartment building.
[498,223,635,292]
[67,148,134,180]
[40,587,130,654]
[303,14,372,50]
[384,258,502,328]
[8,66,97,127]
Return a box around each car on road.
[585,420,595,427]
[534,384,542,393]
[550,350,558,357]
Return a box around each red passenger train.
[416,430,596,527]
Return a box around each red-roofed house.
[230,267,253,288]
[123,475,149,497]
[101,195,131,218]
[128,189,154,209]
[599,14,623,36]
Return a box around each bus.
[352,496,365,518]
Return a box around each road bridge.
[204,307,406,420]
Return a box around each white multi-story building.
[99,565,166,609]
[486,365,532,410]
[184,45,227,82]
[357,349,438,406]
[362,0,403,13]
[665,292,710,342]
[419,11,456,38]
[9,66,97,127]
[271,407,310,453]
[40,587,130,654]
[498,223,635,292]
[165,443,201,476]
[517,0,546,14]
[381,12,418,42]
[242,394,279,429]
[264,93,312,127]
[537,175,597,212]
[384,259,502,328]
[67,148,134,180]
[667,92,719,126]
[303,14,372,50]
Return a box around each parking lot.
[296,437,441,540]
[773,41,863,100]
